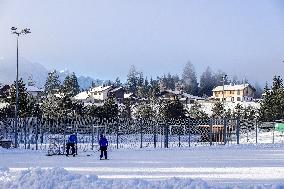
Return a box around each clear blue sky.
[0,0,284,85]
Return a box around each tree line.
[0,63,281,122]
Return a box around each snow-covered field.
[1,144,284,189]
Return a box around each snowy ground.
[1,144,284,188]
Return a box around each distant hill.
[0,57,103,90]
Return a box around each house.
[26,85,44,97]
[89,86,112,101]
[74,91,92,103]
[212,83,255,102]
[108,87,125,103]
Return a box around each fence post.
[255,119,258,144]
[91,118,94,150]
[223,118,227,145]
[140,120,143,148]
[35,117,39,150]
[116,119,119,149]
[164,124,169,148]
[188,118,191,147]
[154,123,157,148]
[178,126,181,147]
[209,119,213,146]
[236,118,240,144]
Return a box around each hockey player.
[99,134,108,160]
[66,134,77,157]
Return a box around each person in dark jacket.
[66,134,77,157]
[99,134,108,160]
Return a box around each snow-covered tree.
[188,101,208,119]
[182,62,198,95]
[44,70,61,94]
[211,101,224,119]
[199,66,216,97]
[61,72,80,96]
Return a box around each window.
[237,90,240,95]
[237,97,241,101]
[231,97,234,101]
[230,91,234,94]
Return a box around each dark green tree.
[9,78,29,117]
[160,99,186,119]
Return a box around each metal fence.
[0,117,282,154]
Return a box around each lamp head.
[11,27,17,31]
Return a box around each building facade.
[212,83,255,102]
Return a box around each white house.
[212,83,255,102]
[89,86,112,101]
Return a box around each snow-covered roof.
[109,87,123,93]
[165,90,182,95]
[124,93,135,98]
[183,93,204,100]
[74,91,90,100]
[212,84,253,92]
[90,86,112,92]
[26,86,43,92]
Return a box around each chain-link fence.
[0,117,283,154]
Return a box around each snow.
[212,83,251,92]
[90,86,112,92]
[26,85,43,92]
[0,102,8,109]
[1,144,284,188]
[74,91,90,100]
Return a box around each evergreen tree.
[214,70,229,86]
[233,103,244,119]
[61,72,80,96]
[114,77,122,88]
[160,99,186,119]
[119,98,133,118]
[126,65,139,94]
[211,101,224,119]
[44,70,61,94]
[188,101,208,119]
[134,103,156,119]
[199,66,216,97]
[259,76,284,121]
[102,97,118,119]
[181,62,199,95]
[42,94,61,119]
[9,78,29,117]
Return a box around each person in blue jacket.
[66,134,77,157]
[99,134,108,160]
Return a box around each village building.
[89,86,112,101]
[212,83,255,102]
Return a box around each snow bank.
[0,167,284,189]
[0,167,210,189]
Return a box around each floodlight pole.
[11,27,31,148]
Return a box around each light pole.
[222,74,227,144]
[222,75,227,108]
[11,27,31,148]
